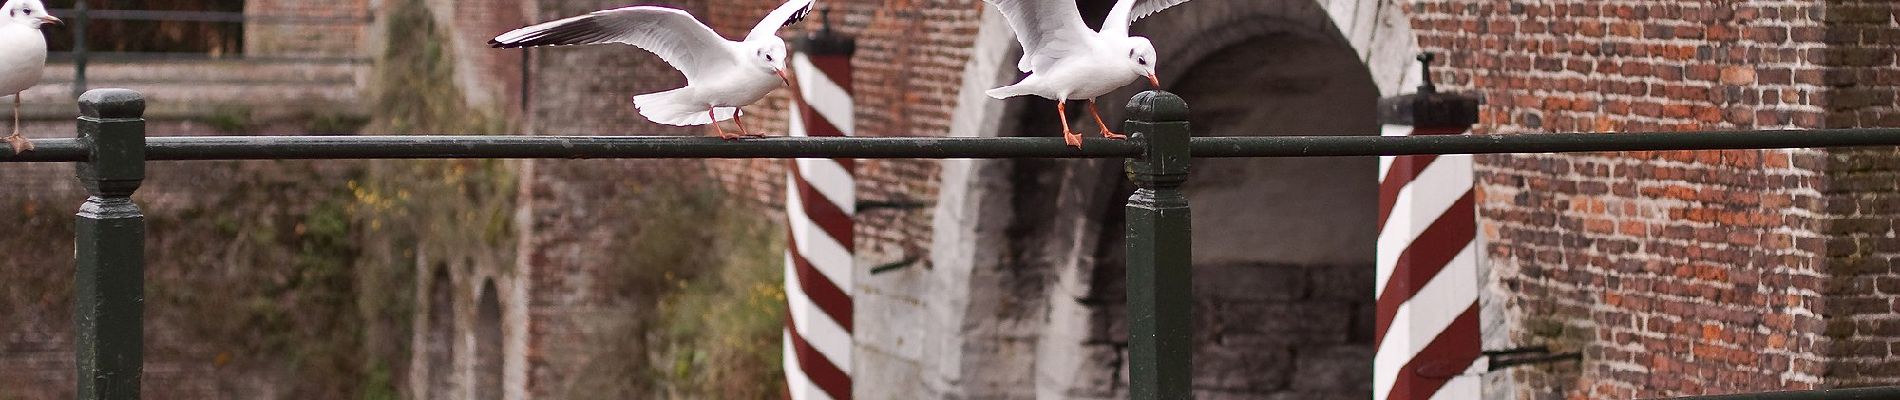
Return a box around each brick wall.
[1410,0,1900,397]
[1817,0,1900,388]
[517,0,693,396]
[433,0,528,117]
[699,0,969,267]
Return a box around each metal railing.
[7,88,1900,400]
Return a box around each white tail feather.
[986,85,1027,99]
[633,88,740,126]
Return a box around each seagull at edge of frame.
[0,0,60,154]
[983,0,1192,149]
[489,0,813,140]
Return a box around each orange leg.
[1058,101,1081,148]
[1088,100,1126,140]
[709,107,740,140]
[5,95,31,153]
[733,109,765,137]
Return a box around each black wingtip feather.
[782,3,812,28]
[491,16,613,49]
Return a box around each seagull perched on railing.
[0,0,58,153]
[490,0,812,139]
[984,0,1190,148]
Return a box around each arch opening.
[1170,29,1381,395]
[475,279,504,400]
[996,12,1383,398]
[425,266,456,398]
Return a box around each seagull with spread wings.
[490,0,813,139]
[984,0,1191,148]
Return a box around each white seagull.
[490,0,813,139]
[984,0,1190,148]
[0,0,58,153]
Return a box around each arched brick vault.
[897,0,1428,398]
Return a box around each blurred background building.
[2,0,1899,399]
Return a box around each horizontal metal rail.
[5,129,1900,162]
[1658,385,1900,400]
[49,9,373,25]
[1195,128,1900,157]
[1,136,1137,161]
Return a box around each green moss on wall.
[559,182,788,399]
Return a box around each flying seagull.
[984,0,1190,148]
[490,0,813,139]
[0,0,58,153]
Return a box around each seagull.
[0,0,58,153]
[490,0,812,139]
[983,0,1190,148]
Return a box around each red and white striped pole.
[1373,54,1484,400]
[784,11,855,400]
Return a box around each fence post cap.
[78,88,145,119]
[1127,90,1188,123]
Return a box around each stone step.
[9,61,368,120]
[41,60,365,85]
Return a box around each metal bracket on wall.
[856,198,932,213]
[1484,346,1582,371]
[868,255,922,275]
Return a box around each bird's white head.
[3,0,58,29]
[750,38,791,87]
[1124,36,1160,88]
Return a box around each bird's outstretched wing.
[747,0,815,42]
[983,0,1095,73]
[1101,0,1193,37]
[490,7,735,82]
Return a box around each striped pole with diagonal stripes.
[784,11,856,400]
[1373,54,1484,400]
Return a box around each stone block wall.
[244,0,371,57]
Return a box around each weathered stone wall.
[0,121,386,399]
[516,1,725,397]
[865,0,1400,398]
[244,0,369,57]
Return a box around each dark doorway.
[475,279,503,400]
[1169,29,1380,396]
[426,266,455,398]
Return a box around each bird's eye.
[1138,58,1148,66]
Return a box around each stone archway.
[1019,7,1381,399]
[909,0,1422,398]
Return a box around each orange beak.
[777,70,792,87]
[38,15,61,26]
[1146,74,1160,88]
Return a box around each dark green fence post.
[1123,90,1192,400]
[73,88,145,400]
